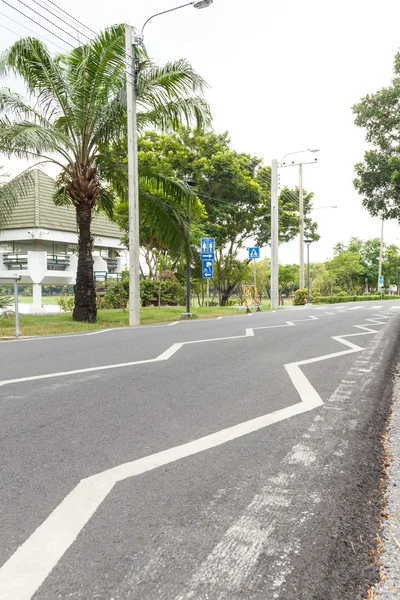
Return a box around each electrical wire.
[31,0,93,42]
[44,0,97,37]
[0,0,74,47]
[0,9,65,50]
[15,0,80,43]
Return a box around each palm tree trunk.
[73,204,97,322]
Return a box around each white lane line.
[0,324,294,389]
[175,327,383,599]
[217,317,223,320]
[0,318,391,599]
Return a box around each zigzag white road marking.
[0,320,311,389]
[0,315,392,600]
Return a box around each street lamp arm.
[141,2,194,34]
[280,148,319,165]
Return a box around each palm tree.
[0,24,211,322]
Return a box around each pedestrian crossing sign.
[248,247,260,259]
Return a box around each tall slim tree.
[0,25,210,321]
[353,52,400,219]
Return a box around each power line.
[31,0,92,42]
[1,0,74,47]
[0,9,65,50]
[15,0,80,43]
[44,0,97,37]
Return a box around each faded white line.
[0,324,295,389]
[0,318,390,599]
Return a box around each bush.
[58,296,74,312]
[336,290,348,297]
[293,288,321,305]
[100,280,127,309]
[140,279,186,307]
[294,289,308,305]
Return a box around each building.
[0,169,125,312]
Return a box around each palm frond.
[137,97,212,132]
[4,37,77,150]
[0,118,74,163]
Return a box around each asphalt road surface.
[1,301,400,600]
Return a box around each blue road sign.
[248,247,260,259]
[201,237,215,260]
[379,275,384,286]
[202,260,213,279]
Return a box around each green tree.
[326,251,365,294]
[0,28,210,321]
[119,129,318,304]
[353,52,400,219]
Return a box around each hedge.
[318,294,400,304]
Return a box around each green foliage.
[0,293,12,317]
[294,289,308,305]
[326,251,365,294]
[293,288,320,305]
[0,27,210,320]
[353,52,400,219]
[140,279,185,307]
[336,290,348,297]
[58,296,74,312]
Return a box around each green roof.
[3,169,123,239]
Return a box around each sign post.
[379,274,384,299]
[201,238,215,308]
[248,248,261,311]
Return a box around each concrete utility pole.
[299,163,305,289]
[270,159,279,310]
[378,218,384,298]
[125,1,213,326]
[125,25,140,327]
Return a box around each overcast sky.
[1,0,400,264]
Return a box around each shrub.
[58,296,74,312]
[294,289,308,305]
[336,290,348,297]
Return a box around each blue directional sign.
[202,260,213,279]
[248,247,260,259]
[201,237,215,260]
[379,275,384,286]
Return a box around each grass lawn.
[15,296,61,305]
[0,303,271,337]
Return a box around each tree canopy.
[353,52,400,219]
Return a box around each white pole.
[271,159,279,310]
[125,25,140,326]
[378,218,384,299]
[299,163,305,289]
[13,277,19,338]
[253,258,257,287]
[206,278,209,308]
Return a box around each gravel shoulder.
[373,374,400,599]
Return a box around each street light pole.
[305,239,313,304]
[270,159,279,310]
[125,25,140,326]
[126,0,213,326]
[280,148,318,290]
[299,163,305,289]
[378,218,384,299]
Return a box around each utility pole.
[299,163,305,289]
[378,218,384,299]
[125,25,140,326]
[270,159,279,310]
